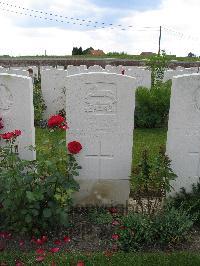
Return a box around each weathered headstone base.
[72,179,130,206]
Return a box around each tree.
[146,50,169,88]
[72,47,79,55]
[82,47,94,55]
[188,52,196,58]
[78,47,83,55]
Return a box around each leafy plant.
[33,79,46,126]
[119,212,154,251]
[146,50,169,87]
[116,207,194,251]
[168,180,200,225]
[0,119,80,235]
[131,147,177,215]
[89,208,113,225]
[152,206,195,245]
[134,80,171,128]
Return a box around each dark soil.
[0,208,200,253]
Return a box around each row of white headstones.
[0,70,200,206]
[1,65,199,120]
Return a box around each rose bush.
[0,115,81,234]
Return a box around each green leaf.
[25,214,32,223]
[26,191,35,201]
[31,209,39,216]
[43,208,52,218]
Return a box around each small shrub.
[152,206,194,245]
[33,79,46,126]
[134,81,171,128]
[89,208,113,225]
[119,212,154,251]
[131,147,177,215]
[115,207,194,251]
[168,180,200,225]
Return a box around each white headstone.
[164,68,198,82]
[105,65,118,73]
[125,68,151,88]
[0,74,35,160]
[41,69,67,119]
[66,73,136,205]
[67,65,81,75]
[167,74,200,194]
[79,65,88,73]
[8,68,29,77]
[88,65,104,72]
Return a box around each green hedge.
[134,81,171,128]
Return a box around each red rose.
[67,141,82,154]
[48,115,65,128]
[0,130,21,140]
[0,132,14,140]
[14,130,21,137]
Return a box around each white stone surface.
[125,68,151,88]
[105,65,124,74]
[0,68,8,74]
[66,73,136,205]
[41,69,68,119]
[164,68,198,82]
[79,65,88,73]
[167,74,200,194]
[88,65,105,72]
[0,74,35,160]
[7,68,29,77]
[67,65,81,75]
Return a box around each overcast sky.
[0,0,199,56]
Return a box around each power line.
[1,0,198,45]
[163,26,199,42]
[0,1,159,31]
[0,7,160,32]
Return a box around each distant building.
[140,52,156,56]
[90,49,105,56]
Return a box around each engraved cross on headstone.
[85,140,113,179]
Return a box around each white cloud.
[0,0,199,56]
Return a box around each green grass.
[0,251,200,265]
[36,127,167,166]
[133,128,167,165]
[36,127,167,194]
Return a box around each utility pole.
[158,26,162,55]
